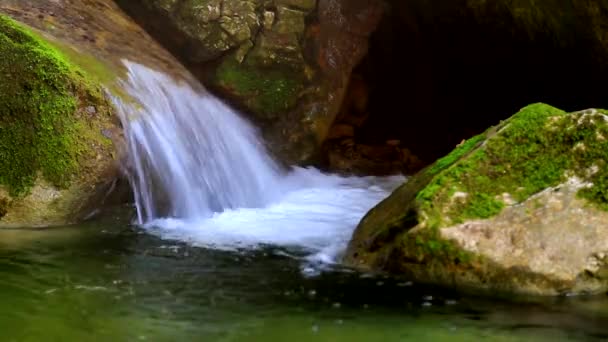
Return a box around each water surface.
[3,59,606,342]
[1,216,608,341]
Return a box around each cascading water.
[115,62,284,222]
[116,61,405,266]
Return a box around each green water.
[1,214,607,341]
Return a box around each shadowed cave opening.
[326,1,608,175]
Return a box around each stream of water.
[1,220,608,341]
[114,62,406,267]
[2,63,608,340]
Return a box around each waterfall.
[115,62,285,223]
[115,61,404,267]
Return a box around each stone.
[0,14,122,227]
[86,106,97,115]
[114,0,384,165]
[326,140,406,176]
[275,6,307,34]
[0,0,180,227]
[327,124,355,140]
[345,104,608,296]
[276,0,316,10]
[263,10,275,30]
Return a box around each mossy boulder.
[0,15,121,227]
[345,103,608,296]
[114,0,383,164]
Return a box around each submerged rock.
[0,15,121,227]
[345,103,608,296]
[114,0,383,164]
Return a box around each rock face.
[0,0,199,227]
[0,15,121,227]
[0,0,193,82]
[345,103,608,296]
[114,0,383,164]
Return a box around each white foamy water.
[116,62,404,265]
[115,62,284,222]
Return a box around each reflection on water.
[0,217,608,341]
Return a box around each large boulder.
[114,0,383,164]
[0,15,121,227]
[0,0,198,227]
[345,103,608,296]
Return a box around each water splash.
[115,62,285,222]
[116,62,404,265]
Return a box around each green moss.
[215,57,304,117]
[0,15,108,196]
[578,172,608,210]
[459,193,505,220]
[416,103,608,226]
[400,227,475,265]
[44,38,129,102]
[415,133,486,226]
[428,133,486,175]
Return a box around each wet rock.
[0,0,185,79]
[0,15,123,227]
[326,140,420,176]
[114,0,383,164]
[345,104,608,296]
[0,0,200,227]
[327,124,355,140]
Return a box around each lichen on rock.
[0,15,120,227]
[345,103,608,296]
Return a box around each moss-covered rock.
[0,15,121,227]
[114,0,383,164]
[345,103,608,296]
[214,57,305,119]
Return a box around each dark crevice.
[326,0,608,173]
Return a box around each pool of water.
[1,212,608,341]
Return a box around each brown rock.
[114,0,384,165]
[327,124,355,140]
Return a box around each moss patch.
[417,103,608,226]
[428,133,486,175]
[44,38,128,101]
[215,56,304,118]
[0,15,111,196]
[403,227,475,265]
